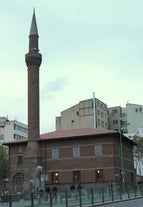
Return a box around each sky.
[0,0,143,133]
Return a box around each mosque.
[5,11,136,193]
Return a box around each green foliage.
[0,146,9,179]
[133,136,143,159]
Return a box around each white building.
[122,103,143,137]
[0,117,28,144]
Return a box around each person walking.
[52,186,57,202]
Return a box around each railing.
[1,184,143,207]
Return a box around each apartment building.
[0,117,28,144]
[122,103,143,136]
[107,103,143,137]
[108,106,122,132]
[56,98,108,131]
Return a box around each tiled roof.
[40,128,117,140]
[5,128,136,145]
[4,128,116,145]
[3,138,28,145]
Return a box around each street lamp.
[119,131,124,191]
[36,165,43,190]
[119,122,130,192]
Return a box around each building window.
[97,119,100,126]
[71,120,74,125]
[101,121,104,127]
[73,146,80,157]
[76,111,79,116]
[122,113,127,117]
[113,120,118,124]
[52,148,59,160]
[14,124,28,133]
[73,171,80,183]
[112,109,118,114]
[18,156,23,166]
[51,172,59,184]
[0,135,4,140]
[96,169,103,181]
[95,145,102,157]
[14,134,25,140]
[13,173,24,185]
[18,146,22,153]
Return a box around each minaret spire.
[30,8,38,36]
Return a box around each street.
[98,198,143,207]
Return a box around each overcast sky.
[0,0,143,133]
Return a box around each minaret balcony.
[25,52,42,67]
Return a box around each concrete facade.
[122,103,143,136]
[56,98,108,131]
[108,106,122,132]
[0,117,27,145]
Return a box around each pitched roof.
[40,128,117,140]
[4,128,116,145]
[4,128,136,146]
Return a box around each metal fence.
[1,184,143,207]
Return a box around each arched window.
[13,173,24,185]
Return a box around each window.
[73,171,80,183]
[52,148,59,160]
[113,120,118,124]
[97,119,100,126]
[95,145,102,157]
[97,110,100,115]
[112,109,118,114]
[14,134,25,140]
[73,146,80,157]
[122,113,127,117]
[18,146,22,153]
[14,124,28,133]
[101,121,104,127]
[96,169,103,181]
[0,135,4,140]
[13,173,24,185]
[18,156,23,166]
[76,111,79,116]
[51,172,59,184]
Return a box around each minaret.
[26,9,42,140]
[24,10,42,191]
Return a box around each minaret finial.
[29,8,38,36]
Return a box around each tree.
[132,136,143,180]
[133,136,143,156]
[0,146,9,190]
